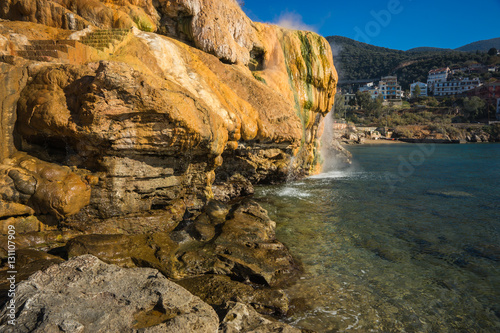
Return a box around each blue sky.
[241,0,500,50]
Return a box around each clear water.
[255,144,500,332]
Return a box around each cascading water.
[318,110,353,175]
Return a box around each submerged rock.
[177,274,290,317]
[0,255,219,332]
[219,302,302,333]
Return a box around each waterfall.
[319,111,352,174]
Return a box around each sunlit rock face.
[0,0,337,223]
[0,1,337,322]
[0,0,258,64]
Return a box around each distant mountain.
[327,36,498,90]
[326,36,405,82]
[407,47,452,53]
[456,37,500,52]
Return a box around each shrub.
[133,15,154,32]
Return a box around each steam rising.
[274,11,317,32]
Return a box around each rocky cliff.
[0,0,337,330]
[0,0,337,224]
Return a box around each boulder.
[0,250,64,305]
[177,274,290,316]
[0,255,219,332]
[65,200,301,286]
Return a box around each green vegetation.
[327,36,500,89]
[456,37,500,52]
[413,85,421,97]
[252,72,267,84]
[133,15,154,32]
[340,93,494,128]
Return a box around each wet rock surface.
[219,302,303,333]
[0,199,303,330]
[177,274,290,317]
[64,200,302,286]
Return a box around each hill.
[327,36,499,90]
[326,36,405,82]
[406,47,451,53]
[456,37,500,52]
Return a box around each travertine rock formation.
[0,0,259,64]
[0,1,337,329]
[0,18,335,221]
[0,152,91,229]
[0,63,27,161]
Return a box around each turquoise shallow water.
[255,144,500,332]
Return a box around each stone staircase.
[78,29,131,52]
[16,40,78,63]
[13,28,132,63]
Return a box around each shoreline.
[358,139,408,144]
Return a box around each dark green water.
[255,144,500,332]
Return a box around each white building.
[358,85,381,100]
[379,76,402,103]
[433,78,481,97]
[410,82,428,97]
[427,67,449,94]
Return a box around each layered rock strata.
[0,0,337,330]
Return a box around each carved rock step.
[79,38,119,44]
[29,40,78,47]
[79,43,111,51]
[86,32,129,37]
[17,50,68,59]
[88,29,130,34]
[23,44,72,52]
[18,55,64,62]
[79,29,131,50]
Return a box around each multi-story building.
[434,78,481,97]
[427,67,449,94]
[358,84,381,100]
[379,76,402,104]
[410,82,428,97]
[467,80,500,100]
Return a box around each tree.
[462,97,486,120]
[413,85,421,98]
[333,93,346,119]
[488,48,498,56]
[355,91,372,110]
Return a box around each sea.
[255,143,500,332]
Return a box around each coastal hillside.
[327,35,498,89]
[0,0,338,330]
[456,37,500,52]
